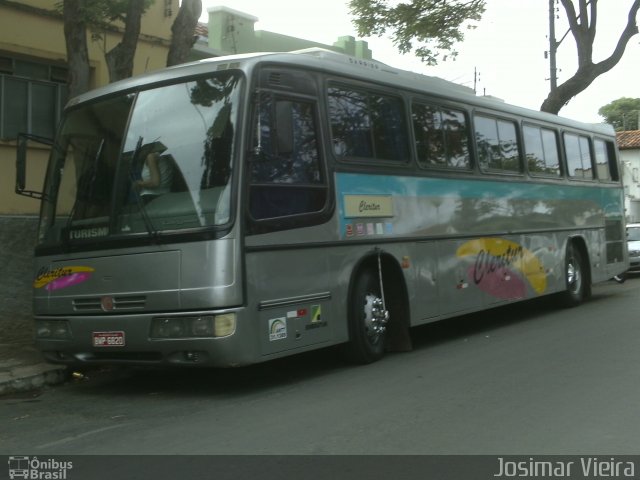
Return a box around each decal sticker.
[269,318,287,341]
[33,266,95,291]
[344,195,394,218]
[346,224,354,237]
[356,223,365,236]
[456,238,547,299]
[311,305,321,323]
[306,305,328,330]
[68,226,109,240]
[287,309,307,319]
[366,223,375,235]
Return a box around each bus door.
[244,67,333,356]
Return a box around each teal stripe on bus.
[335,171,623,238]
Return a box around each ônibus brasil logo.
[8,456,73,480]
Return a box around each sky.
[200,0,640,124]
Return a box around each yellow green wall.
[0,0,179,215]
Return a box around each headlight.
[150,313,236,339]
[36,320,72,340]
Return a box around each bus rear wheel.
[342,268,389,364]
[559,243,586,307]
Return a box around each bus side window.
[328,85,409,162]
[594,138,618,181]
[523,124,561,177]
[564,133,594,179]
[249,94,326,221]
[412,103,471,169]
[474,114,521,173]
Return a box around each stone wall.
[0,216,38,345]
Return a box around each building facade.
[1,0,178,216]
[191,6,372,61]
[0,0,178,342]
[617,130,640,223]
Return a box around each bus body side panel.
[244,223,339,359]
[599,187,628,282]
[334,171,622,326]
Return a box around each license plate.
[92,331,125,347]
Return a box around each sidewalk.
[0,341,68,396]
[0,217,67,396]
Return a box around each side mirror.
[15,133,53,199]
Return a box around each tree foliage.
[541,0,640,114]
[598,97,640,131]
[349,0,640,117]
[348,0,486,65]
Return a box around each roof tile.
[617,130,640,149]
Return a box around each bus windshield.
[37,71,242,246]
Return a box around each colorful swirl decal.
[34,266,95,291]
[457,238,547,299]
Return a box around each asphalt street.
[2,278,639,455]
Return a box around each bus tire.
[559,243,586,308]
[342,268,389,364]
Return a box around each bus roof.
[67,48,614,137]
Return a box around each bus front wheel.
[342,268,389,364]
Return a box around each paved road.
[2,278,639,455]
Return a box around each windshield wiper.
[63,138,105,243]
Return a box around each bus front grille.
[72,295,147,312]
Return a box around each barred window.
[0,56,68,140]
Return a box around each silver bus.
[16,49,628,367]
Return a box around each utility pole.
[474,67,480,94]
[548,0,558,91]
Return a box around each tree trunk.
[62,0,91,98]
[541,0,640,115]
[540,65,602,114]
[104,0,145,82]
[166,0,202,67]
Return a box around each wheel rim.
[363,293,389,344]
[567,258,582,294]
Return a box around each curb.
[0,343,70,396]
[0,363,69,396]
